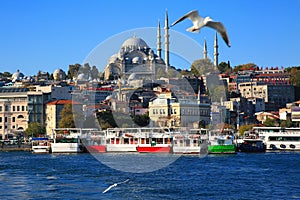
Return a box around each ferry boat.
[105,128,140,152]
[81,131,106,153]
[253,127,300,151]
[51,128,95,153]
[208,129,236,154]
[136,128,173,153]
[172,128,209,154]
[237,131,266,153]
[31,137,51,153]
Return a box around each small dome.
[132,56,141,64]
[53,68,66,81]
[77,73,87,81]
[121,36,149,50]
[12,70,24,80]
[109,54,118,63]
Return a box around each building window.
[5,106,9,111]
[0,126,2,129]
[12,106,15,111]
[12,117,15,122]
[17,106,20,111]
[22,106,25,111]
[0,117,1,122]
[0,106,2,111]
[5,117,7,123]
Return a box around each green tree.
[82,63,91,79]
[233,63,257,72]
[58,104,77,128]
[132,113,150,127]
[263,118,276,127]
[289,68,300,86]
[97,111,117,129]
[25,122,46,138]
[280,117,292,128]
[2,71,12,77]
[68,64,81,79]
[218,61,231,74]
[190,59,214,77]
[91,65,100,80]
[238,124,255,136]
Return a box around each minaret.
[214,32,219,68]
[164,10,170,72]
[157,20,162,58]
[203,38,208,59]
[197,85,201,104]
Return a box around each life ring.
[290,144,296,149]
[280,144,286,149]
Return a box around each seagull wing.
[206,21,231,47]
[116,179,129,185]
[102,183,117,194]
[171,10,200,27]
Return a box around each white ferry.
[105,127,173,153]
[172,128,209,154]
[51,128,96,153]
[81,130,106,153]
[105,128,140,152]
[31,137,51,153]
[253,127,300,151]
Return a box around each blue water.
[0,152,300,200]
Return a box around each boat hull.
[172,146,200,154]
[106,144,137,152]
[137,145,171,153]
[85,145,106,153]
[51,143,82,153]
[238,141,266,153]
[265,142,300,151]
[32,146,50,154]
[208,144,236,154]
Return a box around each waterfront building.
[149,91,210,128]
[0,88,29,139]
[45,100,83,136]
[27,85,73,126]
[238,82,295,111]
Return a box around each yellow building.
[149,93,210,128]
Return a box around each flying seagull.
[102,179,129,194]
[171,10,231,47]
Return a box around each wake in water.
[102,179,129,193]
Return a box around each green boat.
[208,130,236,154]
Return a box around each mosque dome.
[53,68,66,81]
[121,36,149,50]
[77,73,87,81]
[109,54,118,63]
[12,69,24,81]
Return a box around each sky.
[0,0,300,76]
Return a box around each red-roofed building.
[46,100,82,135]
